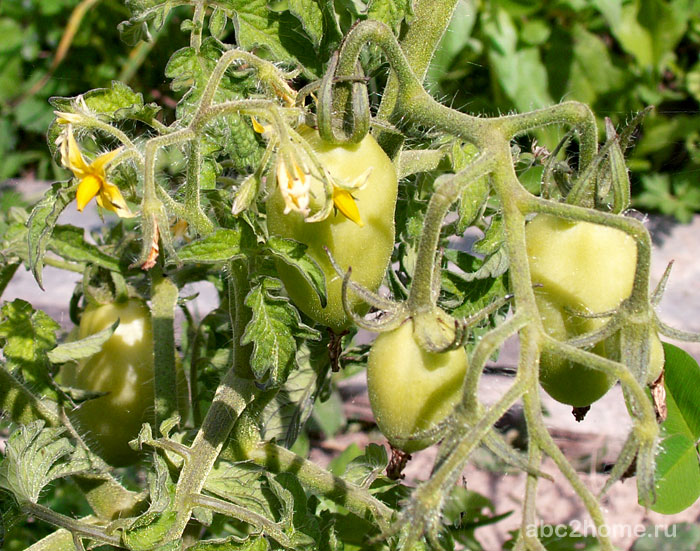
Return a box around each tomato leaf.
[177,229,245,263]
[49,225,122,272]
[227,0,322,77]
[0,421,93,505]
[0,300,60,400]
[647,343,700,514]
[265,236,327,308]
[26,180,76,290]
[242,277,321,386]
[48,319,119,364]
[288,0,324,49]
[367,0,413,32]
[261,341,331,448]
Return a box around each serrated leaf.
[205,461,279,521]
[47,319,119,364]
[49,225,122,272]
[242,278,321,385]
[289,0,324,48]
[266,236,327,308]
[209,8,228,39]
[367,0,413,32]
[458,178,490,233]
[26,181,76,289]
[261,342,331,447]
[176,229,244,263]
[228,0,322,77]
[472,217,504,256]
[0,300,60,399]
[122,510,178,551]
[0,421,93,504]
[342,443,388,489]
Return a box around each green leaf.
[242,277,321,386]
[49,225,122,272]
[50,81,161,125]
[26,181,76,290]
[647,343,700,514]
[227,0,322,77]
[265,236,327,308]
[603,0,691,70]
[209,8,229,39]
[189,536,270,550]
[0,300,60,400]
[204,461,277,521]
[47,320,119,364]
[367,0,413,32]
[0,421,93,504]
[342,443,388,489]
[261,341,331,448]
[632,523,700,550]
[289,0,324,48]
[122,510,178,551]
[176,229,244,263]
[483,9,552,111]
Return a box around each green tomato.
[266,127,398,333]
[367,318,468,452]
[61,298,188,466]
[526,215,664,407]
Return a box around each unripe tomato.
[61,298,188,466]
[367,318,468,452]
[526,215,664,407]
[266,128,398,333]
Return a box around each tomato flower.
[251,117,365,225]
[55,124,134,218]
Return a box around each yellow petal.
[251,116,268,134]
[90,147,123,175]
[54,111,82,125]
[75,174,102,211]
[60,125,89,177]
[333,188,363,226]
[97,182,135,218]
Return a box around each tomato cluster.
[526,215,664,407]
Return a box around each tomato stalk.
[150,268,180,424]
[166,259,256,541]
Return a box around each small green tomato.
[367,318,468,452]
[61,298,188,466]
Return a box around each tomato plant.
[266,127,398,333]
[526,215,664,406]
[60,298,188,466]
[367,317,468,453]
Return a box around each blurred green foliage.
[427,0,700,222]
[0,0,699,220]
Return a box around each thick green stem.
[150,269,179,425]
[375,0,460,156]
[166,260,256,540]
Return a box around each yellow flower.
[56,125,134,218]
[332,187,363,226]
